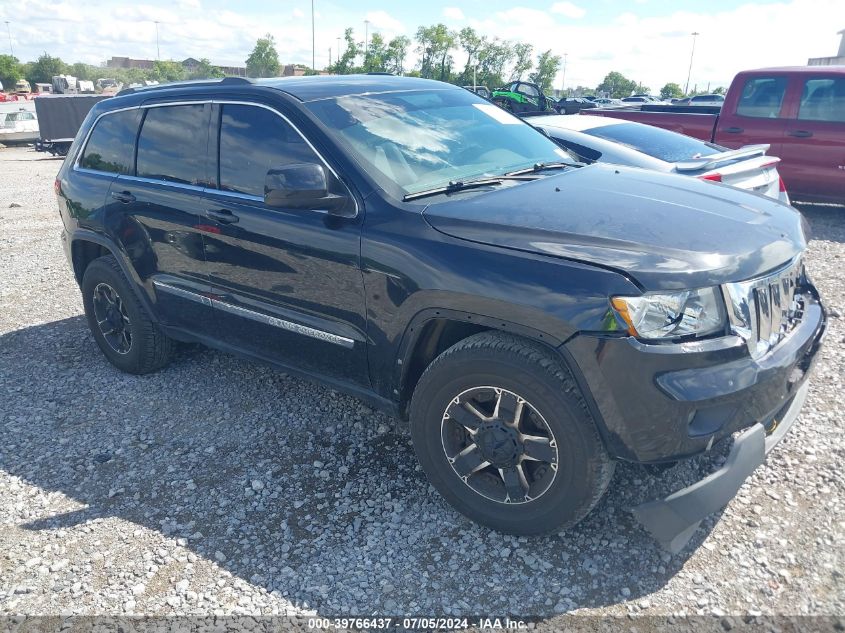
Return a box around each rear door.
[778,74,845,202]
[107,102,216,336]
[715,75,788,153]
[201,101,368,385]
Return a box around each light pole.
[684,31,699,95]
[560,52,568,96]
[364,19,370,66]
[4,21,12,57]
[154,21,161,61]
[311,0,315,71]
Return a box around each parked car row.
[532,114,789,204]
[55,74,826,553]
[586,66,845,204]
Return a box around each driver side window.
[217,104,320,198]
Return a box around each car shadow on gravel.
[1,315,733,617]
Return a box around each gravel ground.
[0,145,843,621]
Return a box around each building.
[808,29,845,65]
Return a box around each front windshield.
[306,88,569,196]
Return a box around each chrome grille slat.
[724,257,804,359]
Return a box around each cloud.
[443,7,465,21]
[550,2,586,19]
[364,10,405,35]
[292,8,304,19]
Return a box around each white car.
[0,103,39,144]
[532,114,789,204]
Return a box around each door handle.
[724,127,744,134]
[787,130,813,138]
[204,208,239,224]
[110,190,136,203]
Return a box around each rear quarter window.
[79,109,140,174]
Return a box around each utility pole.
[4,21,12,58]
[561,52,568,96]
[328,48,332,68]
[311,0,315,71]
[154,21,161,61]
[364,19,370,66]
[684,31,699,95]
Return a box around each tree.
[26,53,66,84]
[528,50,561,94]
[0,54,22,90]
[457,27,485,85]
[189,58,224,79]
[477,38,514,88]
[596,71,637,98]
[384,36,410,75]
[329,28,361,74]
[415,24,456,81]
[712,86,727,95]
[69,62,97,81]
[246,34,280,78]
[363,32,388,73]
[150,60,186,83]
[510,42,533,80]
[659,82,684,100]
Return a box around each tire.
[81,255,173,374]
[409,332,614,535]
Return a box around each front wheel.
[410,332,614,535]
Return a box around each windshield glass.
[306,88,569,196]
[582,122,723,163]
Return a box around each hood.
[422,164,806,291]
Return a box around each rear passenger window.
[218,104,320,198]
[798,78,845,122]
[136,104,208,185]
[736,77,788,118]
[80,109,139,174]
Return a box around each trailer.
[33,94,108,156]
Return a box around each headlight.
[610,287,725,340]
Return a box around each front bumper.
[564,287,826,552]
[564,290,825,463]
[633,379,809,553]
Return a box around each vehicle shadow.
[1,315,730,616]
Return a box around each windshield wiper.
[505,162,575,176]
[403,175,536,202]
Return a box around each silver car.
[533,114,789,204]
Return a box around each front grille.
[723,258,805,359]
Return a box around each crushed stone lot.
[0,145,843,621]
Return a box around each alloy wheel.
[440,386,559,504]
[92,282,132,355]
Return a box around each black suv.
[56,75,825,552]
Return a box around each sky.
[1,0,843,92]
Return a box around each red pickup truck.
[587,67,845,204]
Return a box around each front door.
[201,102,368,385]
[779,75,845,202]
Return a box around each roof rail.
[116,76,253,96]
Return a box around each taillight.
[699,173,722,182]
[54,178,61,196]
[779,175,787,192]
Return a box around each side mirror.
[264,163,351,215]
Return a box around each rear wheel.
[410,332,614,535]
[81,255,173,374]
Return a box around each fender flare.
[69,228,160,323]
